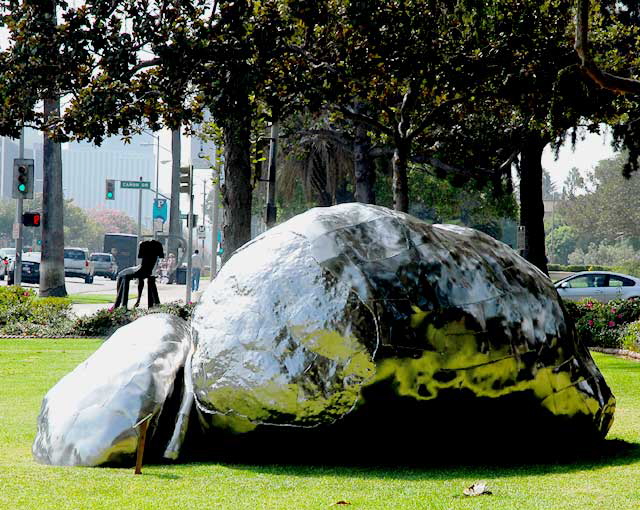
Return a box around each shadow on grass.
[173,438,639,481]
[170,384,637,480]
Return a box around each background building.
[62,136,155,226]
[0,131,156,228]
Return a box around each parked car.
[64,247,94,284]
[7,252,40,285]
[554,271,640,302]
[90,252,118,280]
[0,247,15,280]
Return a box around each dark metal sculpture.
[114,239,164,309]
[33,204,616,467]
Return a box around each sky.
[541,131,619,190]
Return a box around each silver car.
[89,252,118,280]
[555,271,640,302]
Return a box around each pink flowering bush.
[565,298,640,348]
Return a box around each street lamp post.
[142,136,161,239]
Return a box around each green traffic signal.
[105,179,115,200]
[18,183,26,192]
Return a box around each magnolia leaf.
[463,482,492,497]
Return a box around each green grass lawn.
[66,294,134,304]
[0,340,638,509]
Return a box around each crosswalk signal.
[180,166,192,194]
[12,159,34,199]
[22,212,41,227]
[105,179,115,200]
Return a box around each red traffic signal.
[23,212,41,227]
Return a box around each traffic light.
[12,159,34,199]
[179,166,192,194]
[22,212,41,227]
[105,179,116,200]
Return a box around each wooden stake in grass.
[134,413,153,475]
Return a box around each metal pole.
[137,176,142,248]
[201,178,206,254]
[265,121,278,228]
[211,162,220,281]
[186,166,194,303]
[14,127,25,286]
[154,135,160,240]
[169,130,181,257]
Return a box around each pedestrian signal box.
[23,212,41,227]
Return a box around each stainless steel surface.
[33,203,617,467]
[33,313,191,466]
[191,203,615,438]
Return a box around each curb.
[590,346,640,361]
[0,336,104,339]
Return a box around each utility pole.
[137,176,142,247]
[169,130,181,257]
[180,165,194,303]
[201,178,207,254]
[186,166,194,304]
[153,136,160,240]
[265,121,278,228]
[211,161,220,280]
[14,127,25,285]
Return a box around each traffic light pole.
[137,176,142,248]
[211,161,220,281]
[14,127,25,286]
[186,166,194,304]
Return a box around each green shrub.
[619,321,640,352]
[0,289,73,336]
[71,301,195,338]
[547,265,612,273]
[568,298,640,349]
[611,260,640,278]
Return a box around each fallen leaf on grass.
[332,501,351,506]
[463,482,492,497]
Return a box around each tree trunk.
[168,129,182,257]
[39,97,67,297]
[354,120,375,204]
[519,132,549,275]
[392,142,409,212]
[221,107,252,263]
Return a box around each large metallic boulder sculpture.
[33,203,616,466]
[33,314,191,466]
[191,203,615,447]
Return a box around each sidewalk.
[71,279,211,317]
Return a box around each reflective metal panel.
[33,313,191,467]
[192,203,615,439]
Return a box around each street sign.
[153,198,168,222]
[121,180,151,189]
[197,225,206,240]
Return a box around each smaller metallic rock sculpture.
[114,239,164,309]
[32,314,191,467]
